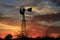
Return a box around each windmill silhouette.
[19,7,32,36]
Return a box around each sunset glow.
[0,22,60,39]
[0,0,60,39]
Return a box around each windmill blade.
[19,8,25,15]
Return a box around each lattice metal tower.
[19,7,32,36]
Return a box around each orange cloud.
[0,31,18,39]
[27,29,45,38]
[0,17,60,39]
[49,33,60,38]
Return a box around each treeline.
[0,34,60,40]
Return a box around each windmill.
[19,7,32,36]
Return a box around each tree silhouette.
[0,38,3,40]
[5,34,12,40]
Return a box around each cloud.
[0,13,60,38]
[27,17,60,38]
[33,13,60,22]
[31,13,60,26]
[24,3,59,16]
[0,0,60,18]
[0,0,60,38]
[0,17,21,26]
[48,26,60,33]
[51,0,60,6]
[0,13,4,17]
[0,17,21,38]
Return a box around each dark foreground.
[0,34,60,40]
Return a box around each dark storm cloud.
[0,17,20,26]
[0,13,3,17]
[48,26,60,33]
[0,17,13,20]
[33,13,60,22]
[1,4,15,8]
[51,0,60,6]
[27,20,47,30]
[30,0,41,6]
[0,0,50,8]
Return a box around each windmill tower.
[19,7,32,36]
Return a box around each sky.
[0,0,60,39]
